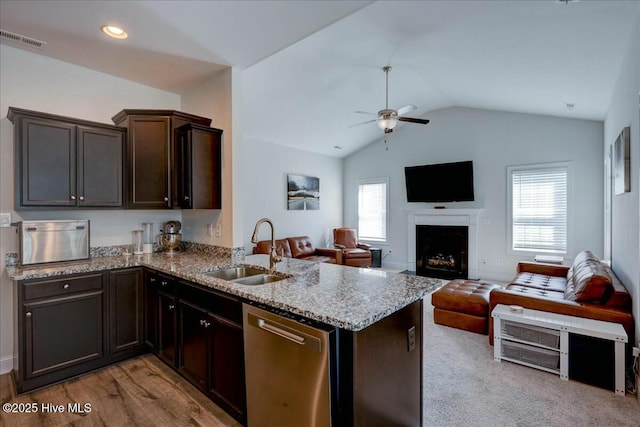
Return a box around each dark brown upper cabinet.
[111,109,212,209]
[176,124,223,209]
[8,107,125,208]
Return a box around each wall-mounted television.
[404,160,474,202]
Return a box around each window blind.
[512,168,567,253]
[358,181,387,241]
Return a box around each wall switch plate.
[207,224,214,237]
[214,224,221,238]
[0,213,11,227]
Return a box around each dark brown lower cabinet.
[109,268,144,358]
[14,272,108,393]
[143,270,159,351]
[178,300,209,391]
[178,298,246,423]
[14,268,246,423]
[158,291,178,367]
[209,314,246,419]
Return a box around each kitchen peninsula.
[7,250,443,426]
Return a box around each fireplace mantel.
[407,209,483,279]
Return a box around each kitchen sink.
[233,274,284,286]
[203,266,265,281]
[203,265,287,285]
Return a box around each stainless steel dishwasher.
[243,303,334,427]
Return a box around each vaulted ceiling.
[1,1,639,157]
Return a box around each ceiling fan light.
[377,115,398,130]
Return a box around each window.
[508,164,570,254]
[357,178,388,243]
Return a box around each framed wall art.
[613,126,630,195]
[287,174,319,210]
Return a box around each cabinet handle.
[164,197,169,202]
[200,319,210,328]
[149,277,156,283]
[184,196,190,201]
[168,304,175,311]
[161,281,168,287]
[26,312,32,318]
[63,284,70,290]
[70,195,76,200]
[79,196,85,201]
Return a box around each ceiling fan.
[350,66,430,134]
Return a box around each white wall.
[180,68,234,247]
[604,13,640,345]
[0,46,182,373]
[343,107,604,280]
[241,138,343,252]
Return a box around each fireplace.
[416,225,468,279]
[407,209,482,280]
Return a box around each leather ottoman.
[431,279,502,334]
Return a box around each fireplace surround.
[407,209,482,279]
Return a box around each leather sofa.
[253,236,342,264]
[489,250,634,346]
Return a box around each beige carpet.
[422,297,640,426]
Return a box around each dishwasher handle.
[247,312,322,353]
[258,319,305,344]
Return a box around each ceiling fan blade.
[354,110,377,116]
[398,117,430,125]
[349,118,377,128]
[396,104,417,116]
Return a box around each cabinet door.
[158,292,178,367]
[18,117,76,206]
[128,117,171,208]
[209,315,246,422]
[24,291,104,379]
[178,300,209,391]
[177,125,222,209]
[109,269,144,357]
[143,271,159,351]
[77,125,124,207]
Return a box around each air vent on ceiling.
[0,29,47,49]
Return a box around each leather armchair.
[333,228,371,267]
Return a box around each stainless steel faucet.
[250,218,282,274]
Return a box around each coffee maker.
[160,220,182,253]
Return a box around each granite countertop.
[6,252,444,331]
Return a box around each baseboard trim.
[1,354,14,375]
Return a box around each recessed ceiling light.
[333,145,342,150]
[101,25,128,40]
[565,103,575,110]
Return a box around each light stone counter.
[6,252,444,331]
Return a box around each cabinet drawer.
[179,282,242,325]
[23,273,103,301]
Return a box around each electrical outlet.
[214,224,221,238]
[207,224,214,237]
[407,325,416,352]
[0,213,11,227]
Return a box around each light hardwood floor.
[0,354,241,427]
